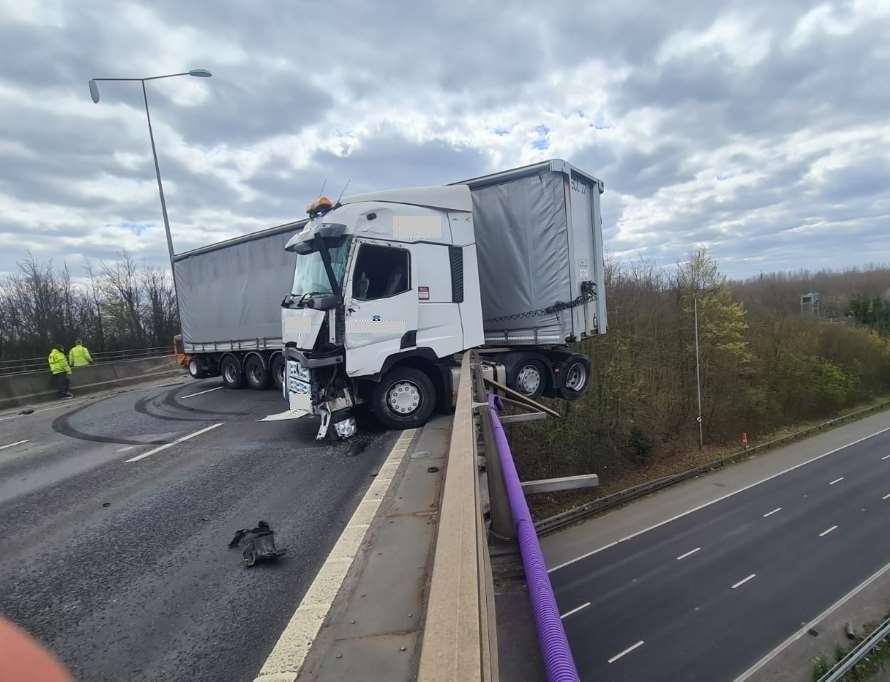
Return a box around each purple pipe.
[488,394,580,682]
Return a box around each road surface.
[0,376,395,682]
[550,422,890,681]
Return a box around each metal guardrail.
[817,615,890,682]
[0,346,172,377]
[536,396,890,536]
[418,351,499,681]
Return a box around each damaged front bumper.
[284,348,357,440]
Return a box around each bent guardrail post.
[488,393,580,682]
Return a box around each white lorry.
[281,159,607,439]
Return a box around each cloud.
[1,0,889,282]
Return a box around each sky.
[1,0,889,280]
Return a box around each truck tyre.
[558,355,590,401]
[372,367,436,430]
[187,357,204,379]
[220,355,244,389]
[270,353,285,391]
[508,358,547,399]
[245,355,271,390]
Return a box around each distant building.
[801,291,822,318]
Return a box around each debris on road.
[228,521,287,567]
[19,409,34,415]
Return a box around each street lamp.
[88,69,212,267]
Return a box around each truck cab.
[281,186,484,438]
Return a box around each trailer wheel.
[508,359,547,399]
[270,354,285,391]
[372,367,436,430]
[220,355,244,389]
[558,355,590,401]
[187,357,204,379]
[245,355,271,390]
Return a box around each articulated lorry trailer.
[281,159,607,438]
[175,159,606,438]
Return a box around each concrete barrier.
[0,355,184,410]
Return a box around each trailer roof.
[452,158,604,193]
[172,218,307,262]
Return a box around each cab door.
[344,239,418,376]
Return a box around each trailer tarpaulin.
[174,227,299,348]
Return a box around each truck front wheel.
[372,367,436,430]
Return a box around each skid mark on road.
[52,402,169,446]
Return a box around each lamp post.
[88,69,212,268]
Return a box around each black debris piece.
[228,520,287,567]
[19,409,34,415]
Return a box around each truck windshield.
[291,238,350,296]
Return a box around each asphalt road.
[550,425,890,681]
[0,376,396,682]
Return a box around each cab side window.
[352,244,411,300]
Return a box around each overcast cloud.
[2,0,889,279]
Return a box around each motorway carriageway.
[0,376,396,682]
[549,424,890,681]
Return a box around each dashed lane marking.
[819,525,838,537]
[180,386,223,399]
[560,602,591,619]
[125,423,224,462]
[828,477,844,486]
[608,640,644,664]
[762,507,783,517]
[0,439,29,451]
[731,574,757,589]
[676,547,702,561]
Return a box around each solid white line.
[0,439,29,451]
[883,493,890,501]
[256,428,417,681]
[762,507,783,518]
[560,602,591,619]
[608,640,644,664]
[125,423,223,462]
[732,574,757,589]
[676,547,702,561]
[819,525,838,537]
[180,386,223,399]
[549,426,890,573]
[828,477,844,486]
[735,561,890,681]
[882,454,890,460]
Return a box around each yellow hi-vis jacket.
[68,344,93,367]
[48,349,72,375]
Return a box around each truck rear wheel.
[270,354,285,391]
[220,355,244,389]
[558,355,590,401]
[245,355,271,390]
[187,357,204,379]
[508,359,547,399]
[372,367,436,430]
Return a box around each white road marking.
[828,477,844,486]
[560,602,591,619]
[762,507,783,517]
[882,454,890,460]
[180,386,223,399]
[256,429,417,681]
[116,445,136,453]
[125,423,224,462]
[883,493,890,500]
[608,640,644,664]
[549,426,890,573]
[736,561,890,681]
[731,574,757,589]
[0,439,28,451]
[676,547,702,561]
[819,525,838,537]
